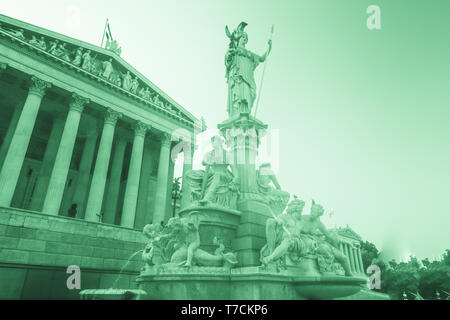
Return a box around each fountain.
[81,21,367,300]
[134,22,366,300]
[80,250,147,300]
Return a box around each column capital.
[160,132,172,147]
[134,121,149,137]
[70,93,90,113]
[29,76,51,98]
[105,108,122,126]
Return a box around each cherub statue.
[173,212,201,267]
[142,223,168,266]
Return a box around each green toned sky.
[2,0,449,261]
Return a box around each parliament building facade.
[0,14,198,299]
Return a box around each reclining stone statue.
[260,197,317,267]
[299,200,354,276]
[260,197,355,276]
[142,211,238,270]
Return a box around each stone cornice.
[0,15,200,130]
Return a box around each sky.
[2,0,449,261]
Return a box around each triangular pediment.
[334,225,362,241]
[0,14,198,128]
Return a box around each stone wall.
[0,206,146,299]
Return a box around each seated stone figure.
[299,200,354,276]
[142,211,238,269]
[184,135,239,209]
[256,163,290,215]
[260,197,318,267]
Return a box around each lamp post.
[172,177,182,218]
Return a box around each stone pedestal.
[234,199,272,267]
[179,205,241,253]
[218,114,271,267]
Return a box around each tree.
[418,250,450,299]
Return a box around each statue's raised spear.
[254,25,274,118]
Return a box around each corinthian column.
[103,135,127,224]
[84,108,122,222]
[152,133,172,224]
[348,244,357,274]
[0,76,51,206]
[42,93,89,215]
[121,122,148,228]
[0,104,24,169]
[28,115,65,211]
[70,126,99,219]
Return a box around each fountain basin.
[137,266,365,300]
[80,289,147,300]
[293,276,366,299]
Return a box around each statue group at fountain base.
[140,136,356,278]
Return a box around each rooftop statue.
[184,135,239,209]
[225,22,272,118]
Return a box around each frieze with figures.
[0,21,193,127]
